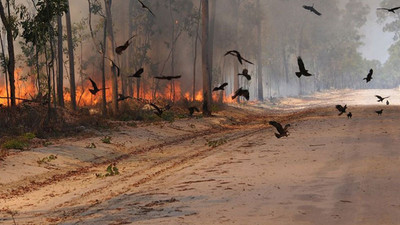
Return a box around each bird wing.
[336,105,344,112]
[154,76,166,79]
[220,83,228,89]
[392,7,400,11]
[297,57,306,71]
[232,87,242,99]
[172,75,182,79]
[269,121,285,134]
[241,57,254,65]
[212,87,220,91]
[89,78,98,90]
[311,7,322,16]
[284,124,291,132]
[377,8,390,10]
[375,95,383,100]
[131,68,144,77]
[150,103,162,113]
[224,50,238,56]
[242,90,250,100]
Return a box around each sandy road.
[1,89,400,224]
[58,105,400,225]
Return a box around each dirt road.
[1,89,400,224]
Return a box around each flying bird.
[213,82,228,92]
[154,75,182,80]
[375,109,383,116]
[347,112,352,119]
[104,57,120,77]
[117,94,132,101]
[137,0,155,16]
[303,4,322,16]
[232,87,250,101]
[295,57,312,78]
[336,104,347,116]
[238,69,251,81]
[149,103,171,117]
[224,50,254,65]
[269,121,290,139]
[128,68,144,78]
[363,69,373,83]
[386,100,390,105]
[115,34,136,55]
[88,78,107,95]
[377,6,400,13]
[188,106,200,116]
[375,95,389,102]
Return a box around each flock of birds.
[85,1,398,136]
[267,3,399,139]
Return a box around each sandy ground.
[1,89,400,224]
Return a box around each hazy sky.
[359,0,394,64]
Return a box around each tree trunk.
[192,0,201,102]
[233,0,239,103]
[66,1,76,110]
[0,0,15,106]
[57,15,64,107]
[256,0,263,101]
[0,30,9,106]
[208,0,216,91]
[105,0,118,114]
[102,20,107,115]
[201,0,211,116]
[128,0,134,97]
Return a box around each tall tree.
[57,15,64,107]
[104,0,118,113]
[201,0,211,116]
[65,0,76,110]
[255,0,263,101]
[0,0,16,106]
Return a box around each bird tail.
[275,133,283,139]
[295,72,302,78]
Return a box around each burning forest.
[1,0,400,224]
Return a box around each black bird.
[238,69,251,81]
[269,121,290,139]
[375,95,389,102]
[224,50,254,65]
[386,100,390,105]
[128,68,144,78]
[137,0,155,16]
[149,103,170,117]
[232,87,250,101]
[154,75,182,80]
[104,57,120,77]
[188,106,200,116]
[375,109,383,116]
[363,69,373,83]
[88,78,107,95]
[377,6,400,13]
[336,104,347,116]
[117,94,132,102]
[296,57,312,78]
[303,4,322,16]
[347,112,352,119]
[115,35,136,55]
[213,82,228,92]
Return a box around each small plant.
[23,132,36,140]
[207,138,227,148]
[101,136,112,144]
[96,163,120,178]
[2,139,29,150]
[85,143,97,149]
[127,121,138,127]
[44,141,53,147]
[37,154,58,165]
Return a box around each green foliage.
[37,154,57,165]
[96,163,119,178]
[85,142,97,148]
[2,139,29,150]
[23,132,36,140]
[207,138,227,148]
[101,136,112,144]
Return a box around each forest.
[2,1,400,224]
